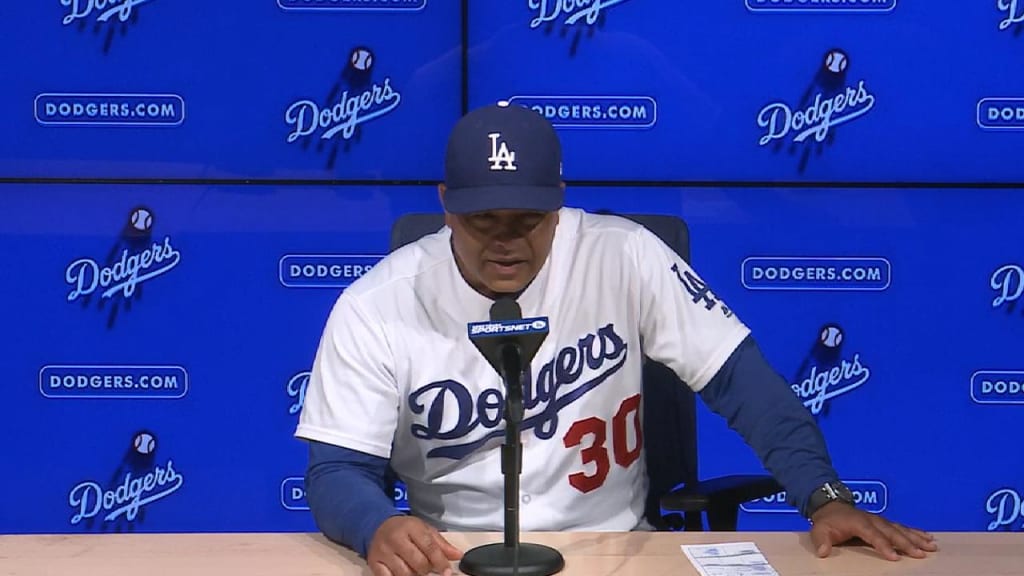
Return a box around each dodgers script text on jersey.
[295,208,749,533]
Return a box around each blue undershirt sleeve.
[698,334,840,517]
[304,439,405,557]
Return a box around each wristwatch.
[804,481,855,520]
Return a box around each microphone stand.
[459,344,565,576]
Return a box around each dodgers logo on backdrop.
[741,257,891,292]
[287,371,311,415]
[278,254,382,289]
[977,99,1024,130]
[60,0,155,54]
[280,476,410,512]
[990,263,1023,316]
[528,0,634,29]
[68,430,183,531]
[970,371,1024,405]
[280,477,309,511]
[40,365,189,400]
[35,94,185,128]
[277,0,426,11]
[65,206,181,329]
[408,324,628,460]
[61,0,153,26]
[741,480,888,514]
[508,96,657,129]
[285,46,402,171]
[789,323,870,416]
[745,0,897,13]
[998,0,1024,31]
[986,488,1024,531]
[757,48,877,174]
[527,0,636,55]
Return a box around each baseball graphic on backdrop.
[824,49,848,74]
[130,207,153,232]
[351,47,374,72]
[134,432,156,455]
[820,324,844,348]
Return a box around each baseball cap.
[443,101,564,214]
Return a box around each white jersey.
[295,207,750,532]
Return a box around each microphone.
[467,298,549,383]
[468,298,548,425]
[461,298,565,576]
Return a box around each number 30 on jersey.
[562,394,642,493]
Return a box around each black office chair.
[389,211,782,531]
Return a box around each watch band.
[804,481,854,519]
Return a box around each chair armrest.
[660,474,783,512]
[659,475,783,531]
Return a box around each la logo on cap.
[487,132,517,172]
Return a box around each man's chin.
[484,278,530,298]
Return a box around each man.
[296,102,938,576]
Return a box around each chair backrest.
[388,210,698,530]
[390,213,449,252]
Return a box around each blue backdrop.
[468,0,1024,183]
[0,1,461,180]
[0,0,1022,539]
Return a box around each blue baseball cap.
[443,101,564,214]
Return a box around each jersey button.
[521,494,532,505]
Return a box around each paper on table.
[680,542,780,576]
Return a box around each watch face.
[834,482,854,502]
[807,482,855,518]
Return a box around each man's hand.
[368,516,464,576]
[810,502,939,561]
